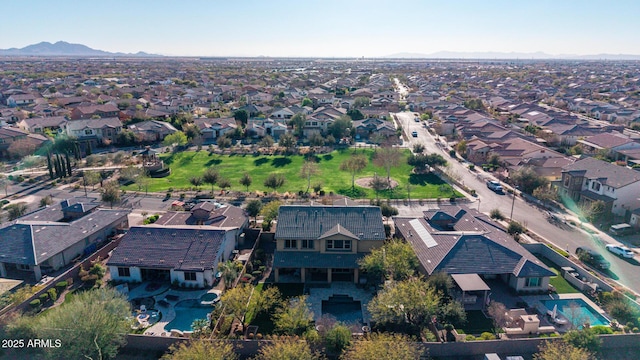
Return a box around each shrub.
[47,288,58,302]
[55,281,68,291]
[480,332,496,340]
[489,208,505,220]
[39,293,49,302]
[324,324,352,354]
[29,299,41,308]
[591,325,613,334]
[465,335,476,341]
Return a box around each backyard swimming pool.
[164,299,212,332]
[322,295,363,326]
[541,298,609,327]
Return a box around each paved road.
[395,111,640,293]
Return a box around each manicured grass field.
[126,149,460,199]
[540,257,580,294]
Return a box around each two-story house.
[64,117,123,146]
[560,157,640,218]
[273,205,385,283]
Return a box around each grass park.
[125,148,460,199]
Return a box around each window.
[184,272,197,281]
[301,240,314,249]
[591,182,601,192]
[118,267,130,277]
[84,129,92,135]
[284,239,297,249]
[563,176,570,187]
[326,240,352,251]
[525,277,540,287]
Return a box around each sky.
[1,0,639,57]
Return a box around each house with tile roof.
[0,198,129,281]
[127,119,178,142]
[394,204,554,295]
[273,205,385,283]
[560,157,640,217]
[107,226,236,288]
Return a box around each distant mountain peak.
[0,41,161,57]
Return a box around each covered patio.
[451,273,490,309]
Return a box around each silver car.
[606,244,635,259]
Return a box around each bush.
[489,209,505,220]
[47,288,58,302]
[465,335,476,341]
[39,293,49,302]
[591,325,613,334]
[29,299,41,308]
[55,281,68,291]
[480,332,496,340]
[324,324,352,353]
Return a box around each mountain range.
[0,41,160,57]
[383,51,640,60]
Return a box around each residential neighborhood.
[2,54,640,360]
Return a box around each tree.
[260,200,281,225]
[264,173,286,193]
[455,140,467,156]
[6,202,28,220]
[489,208,505,221]
[83,170,101,194]
[359,239,418,282]
[256,338,321,360]
[116,129,138,146]
[374,146,402,187]
[353,97,370,109]
[202,168,219,194]
[534,340,593,360]
[7,287,131,360]
[183,123,202,141]
[259,135,275,148]
[580,200,606,223]
[40,195,53,207]
[218,260,239,289]
[289,113,306,137]
[217,135,233,149]
[510,167,549,194]
[487,301,509,334]
[341,333,421,360]
[368,277,441,331]
[340,154,368,190]
[240,172,252,192]
[487,153,501,168]
[274,296,314,335]
[328,115,352,139]
[308,133,325,148]
[163,131,188,148]
[101,182,120,208]
[221,284,253,324]
[347,109,364,120]
[217,177,231,192]
[233,109,249,126]
[563,329,601,354]
[244,200,263,224]
[189,176,203,191]
[135,172,151,195]
[507,220,526,240]
[369,173,388,201]
[412,143,425,154]
[279,133,297,152]
[301,97,313,107]
[161,340,237,360]
[300,160,320,193]
[324,324,352,354]
[533,186,559,206]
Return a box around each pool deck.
[521,293,608,331]
[307,282,375,327]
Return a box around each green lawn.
[127,149,460,199]
[541,257,580,294]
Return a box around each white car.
[605,244,635,258]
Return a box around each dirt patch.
[355,177,399,189]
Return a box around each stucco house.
[63,117,123,146]
[128,120,178,142]
[394,204,554,295]
[107,226,236,288]
[0,198,129,281]
[273,205,385,283]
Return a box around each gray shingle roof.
[275,206,385,241]
[563,157,640,188]
[107,226,227,271]
[0,209,129,265]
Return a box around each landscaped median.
[123,148,461,200]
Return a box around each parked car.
[486,180,503,193]
[605,244,635,258]
[576,247,611,270]
[411,131,418,137]
[414,117,420,122]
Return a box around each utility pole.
[510,188,516,221]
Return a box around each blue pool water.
[164,299,212,332]
[322,295,363,326]
[541,299,609,327]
